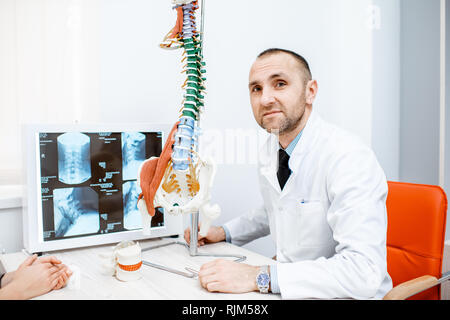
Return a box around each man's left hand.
[198,259,259,293]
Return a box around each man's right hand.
[184,225,226,246]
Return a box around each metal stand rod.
[189,212,199,256]
[142,260,197,278]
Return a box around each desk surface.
[0,237,281,300]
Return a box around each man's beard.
[262,109,304,136]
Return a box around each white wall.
[98,0,377,257]
[371,0,401,181]
[0,0,101,185]
[399,0,441,185]
[0,186,23,253]
[0,207,23,254]
[446,0,450,241]
[399,0,449,241]
[99,0,375,143]
[0,0,419,255]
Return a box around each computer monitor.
[22,123,183,253]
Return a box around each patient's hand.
[2,255,71,299]
[33,256,72,290]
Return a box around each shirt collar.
[281,129,303,157]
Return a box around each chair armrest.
[383,275,439,300]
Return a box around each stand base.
[141,240,246,278]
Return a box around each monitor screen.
[38,131,163,241]
[23,124,182,253]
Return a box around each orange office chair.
[383,181,449,300]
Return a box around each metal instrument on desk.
[141,240,246,279]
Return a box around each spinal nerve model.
[137,0,220,237]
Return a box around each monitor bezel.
[22,122,183,254]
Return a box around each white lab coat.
[224,110,393,299]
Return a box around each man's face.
[248,53,309,135]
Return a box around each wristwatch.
[256,266,270,293]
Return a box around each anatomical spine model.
[137,0,220,237]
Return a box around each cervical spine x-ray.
[122,132,146,181]
[123,181,142,230]
[53,187,99,237]
[38,131,163,241]
[57,132,91,185]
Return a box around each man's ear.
[305,80,318,105]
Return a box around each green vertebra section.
[181,36,205,122]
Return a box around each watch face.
[257,273,270,287]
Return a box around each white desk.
[0,237,281,300]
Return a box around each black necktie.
[277,149,292,190]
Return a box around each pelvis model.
[137,0,220,238]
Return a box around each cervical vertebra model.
[137,0,220,236]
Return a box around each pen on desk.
[185,267,199,277]
[21,249,32,257]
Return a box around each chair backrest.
[386,181,448,300]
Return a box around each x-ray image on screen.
[53,187,99,238]
[121,132,146,181]
[123,181,142,230]
[39,130,164,242]
[57,132,91,185]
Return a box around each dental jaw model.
[137,0,220,242]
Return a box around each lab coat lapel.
[281,110,321,196]
[259,133,281,194]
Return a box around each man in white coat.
[184,48,393,299]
